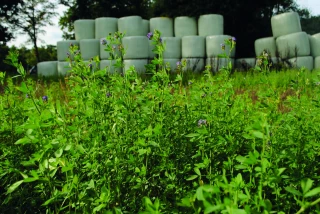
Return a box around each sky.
[6,0,320,48]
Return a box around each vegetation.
[1,30,320,213]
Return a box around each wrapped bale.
[57,40,80,61]
[235,58,256,71]
[80,39,100,60]
[198,14,224,37]
[182,36,205,58]
[57,61,72,76]
[271,12,301,38]
[163,37,181,59]
[37,61,58,77]
[254,37,277,57]
[164,58,181,72]
[122,36,149,59]
[174,16,197,37]
[100,60,122,74]
[123,59,148,74]
[276,32,310,59]
[181,58,205,73]
[142,19,150,36]
[286,56,314,70]
[118,16,144,36]
[310,33,320,57]
[74,19,95,41]
[95,17,118,39]
[206,35,236,58]
[315,56,320,69]
[206,57,235,72]
[150,17,174,37]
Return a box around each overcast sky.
[7,0,320,48]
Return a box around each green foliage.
[1,31,320,214]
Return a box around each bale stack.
[272,12,313,70]
[309,33,320,70]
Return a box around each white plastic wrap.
[57,40,80,61]
[37,61,58,77]
[235,58,256,70]
[100,60,122,74]
[206,35,236,58]
[315,56,320,70]
[198,14,224,37]
[122,36,149,59]
[310,33,320,57]
[182,36,205,58]
[162,37,181,59]
[142,19,150,36]
[287,56,314,70]
[206,57,234,72]
[181,58,205,73]
[174,16,197,37]
[80,39,100,60]
[118,16,144,36]
[74,19,95,41]
[254,37,277,57]
[123,59,148,74]
[271,12,301,38]
[95,17,118,39]
[150,17,174,37]
[276,32,310,59]
[57,61,72,76]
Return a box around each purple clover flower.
[159,37,162,43]
[100,38,107,45]
[198,119,207,127]
[42,95,48,102]
[176,61,181,66]
[147,32,153,40]
[232,37,236,42]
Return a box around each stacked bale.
[57,40,79,76]
[271,12,313,70]
[162,37,181,72]
[310,33,320,69]
[37,61,58,77]
[182,36,205,72]
[206,35,235,72]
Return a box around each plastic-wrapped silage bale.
[235,58,256,71]
[57,40,80,61]
[123,59,148,74]
[122,36,149,59]
[315,56,320,70]
[271,12,301,38]
[142,19,150,36]
[162,37,181,59]
[100,60,122,74]
[80,39,100,60]
[309,33,320,57]
[174,16,197,37]
[181,58,205,73]
[37,61,58,77]
[286,56,314,70]
[198,14,224,37]
[206,57,234,72]
[150,17,174,37]
[74,19,95,41]
[206,35,236,58]
[118,16,144,36]
[164,58,181,72]
[182,36,205,58]
[95,17,118,39]
[276,32,310,59]
[57,61,72,76]
[254,37,277,57]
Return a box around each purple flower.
[176,61,181,66]
[198,119,207,127]
[106,91,112,97]
[159,37,162,43]
[100,38,107,45]
[42,95,48,102]
[232,37,236,42]
[88,64,93,69]
[147,32,153,40]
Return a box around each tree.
[0,0,23,44]
[4,0,57,62]
[59,0,152,39]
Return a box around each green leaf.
[194,167,201,176]
[301,178,313,195]
[15,138,30,145]
[204,204,224,213]
[186,175,198,181]
[93,204,106,212]
[285,186,302,196]
[185,133,200,138]
[23,177,39,183]
[252,131,264,139]
[7,180,24,194]
[304,187,320,198]
[54,148,63,158]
